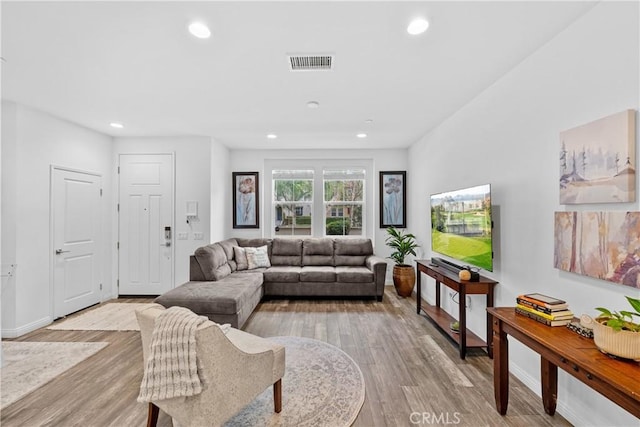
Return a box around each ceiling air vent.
[287,54,334,71]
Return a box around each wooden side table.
[488,307,640,418]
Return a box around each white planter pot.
[592,320,640,361]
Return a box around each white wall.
[210,139,230,243]
[229,148,407,265]
[408,2,639,425]
[113,137,214,287]
[1,102,113,337]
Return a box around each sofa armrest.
[366,255,388,301]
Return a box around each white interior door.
[118,154,174,295]
[52,168,102,318]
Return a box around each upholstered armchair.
[136,304,285,427]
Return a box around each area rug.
[47,303,155,331]
[1,341,108,408]
[225,336,365,427]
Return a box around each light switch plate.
[193,232,204,240]
[177,232,188,240]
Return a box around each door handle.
[55,249,70,254]
[160,242,171,247]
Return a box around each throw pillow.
[245,245,271,269]
[233,246,248,271]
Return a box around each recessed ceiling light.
[306,101,320,109]
[357,133,367,139]
[188,22,211,39]
[407,18,429,35]
[110,122,124,129]
[267,134,278,139]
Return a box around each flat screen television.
[430,184,493,271]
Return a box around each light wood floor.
[1,287,572,427]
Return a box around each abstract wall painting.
[233,172,259,228]
[554,211,640,288]
[559,109,636,204]
[379,171,406,228]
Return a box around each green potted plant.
[592,296,640,361]
[385,227,419,297]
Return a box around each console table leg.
[459,288,467,359]
[486,288,494,359]
[416,270,422,314]
[541,357,558,415]
[493,318,509,415]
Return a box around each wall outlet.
[193,232,204,240]
[177,232,188,240]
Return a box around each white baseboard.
[509,362,593,426]
[2,315,52,338]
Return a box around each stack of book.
[515,293,573,327]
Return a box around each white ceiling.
[1,1,596,150]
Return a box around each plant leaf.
[626,296,640,314]
[606,318,624,331]
[595,307,612,317]
[620,310,634,317]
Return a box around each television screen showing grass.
[430,184,493,271]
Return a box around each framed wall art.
[554,211,640,288]
[559,109,636,204]
[379,171,406,228]
[233,172,259,228]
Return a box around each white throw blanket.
[138,306,209,402]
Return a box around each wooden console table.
[416,259,498,359]
[488,307,640,418]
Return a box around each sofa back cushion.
[302,238,334,266]
[194,243,232,281]
[334,238,373,266]
[217,238,239,271]
[271,239,302,266]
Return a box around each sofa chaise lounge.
[155,237,387,328]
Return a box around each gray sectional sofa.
[154,237,387,329]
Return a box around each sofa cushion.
[302,238,334,266]
[234,246,249,271]
[263,266,301,283]
[334,238,373,266]
[154,273,263,315]
[335,266,374,283]
[300,266,336,282]
[194,243,231,281]
[271,239,302,266]
[217,238,239,271]
[246,245,272,269]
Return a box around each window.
[267,161,370,238]
[323,169,365,236]
[272,170,314,236]
[329,206,344,217]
